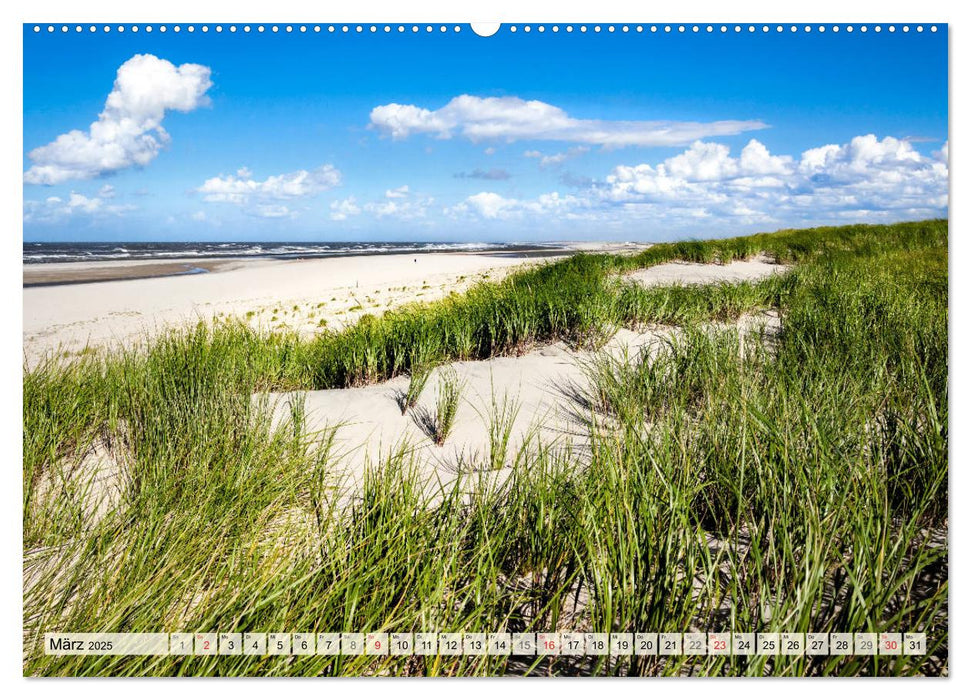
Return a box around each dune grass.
[432,368,464,446]
[22,220,947,676]
[483,387,521,472]
[397,363,432,415]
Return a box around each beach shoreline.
[22,242,649,287]
[22,243,650,364]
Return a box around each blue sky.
[23,24,948,242]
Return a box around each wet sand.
[23,259,242,287]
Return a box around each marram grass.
[23,220,947,676]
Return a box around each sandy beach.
[23,250,564,364]
[23,244,654,365]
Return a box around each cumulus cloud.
[367,199,425,218]
[24,54,212,185]
[330,187,432,221]
[798,134,922,181]
[739,139,793,176]
[453,168,511,181]
[602,134,948,226]
[329,197,361,221]
[663,141,739,181]
[367,190,433,219]
[456,192,512,219]
[448,134,947,230]
[23,191,136,223]
[370,95,767,147]
[650,139,795,183]
[198,165,341,205]
[450,191,580,220]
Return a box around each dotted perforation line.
[31,24,467,34]
[505,24,936,34]
[31,24,940,35]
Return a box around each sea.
[23,241,561,265]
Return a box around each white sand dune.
[266,312,782,496]
[253,253,789,495]
[625,254,786,287]
[265,335,623,494]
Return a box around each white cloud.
[191,210,207,221]
[525,146,590,168]
[329,197,361,220]
[600,134,947,226]
[448,134,947,230]
[330,187,432,221]
[739,139,793,175]
[458,192,513,219]
[367,190,432,219]
[663,141,739,181]
[370,95,767,147]
[450,191,581,220]
[23,191,136,223]
[198,165,341,205]
[798,134,921,181]
[65,193,102,214]
[24,54,212,185]
[606,163,685,198]
[656,139,794,183]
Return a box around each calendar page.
[21,9,949,681]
